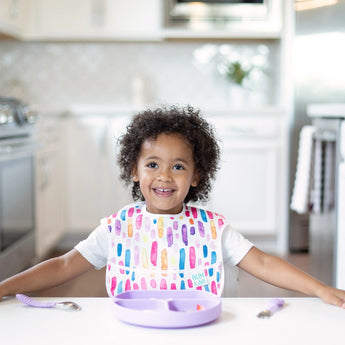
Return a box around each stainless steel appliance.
[0,98,39,281]
[289,2,345,286]
[307,104,345,289]
[164,0,282,31]
[291,103,345,287]
[337,119,345,289]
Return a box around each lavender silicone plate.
[112,290,222,329]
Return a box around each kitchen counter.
[307,103,345,118]
[0,297,344,345]
[34,103,286,118]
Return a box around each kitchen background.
[1,0,344,296]
[0,41,280,109]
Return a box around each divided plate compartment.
[112,290,222,328]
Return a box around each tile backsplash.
[0,40,279,111]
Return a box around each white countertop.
[0,297,344,345]
[307,103,345,118]
[33,103,285,118]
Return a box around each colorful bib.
[105,203,226,297]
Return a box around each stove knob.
[22,106,39,124]
[0,105,13,125]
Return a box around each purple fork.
[256,298,285,319]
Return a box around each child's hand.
[317,286,345,308]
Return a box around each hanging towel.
[290,126,316,214]
[310,138,323,213]
[323,140,335,212]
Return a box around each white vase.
[227,84,250,108]
[227,84,266,108]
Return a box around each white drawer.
[208,116,280,139]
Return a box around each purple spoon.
[16,294,81,311]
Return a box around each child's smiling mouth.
[153,188,174,197]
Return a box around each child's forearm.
[0,249,92,300]
[238,247,345,307]
[239,247,327,296]
[0,257,66,298]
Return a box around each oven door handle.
[0,141,42,161]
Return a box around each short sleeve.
[221,224,254,266]
[74,220,108,270]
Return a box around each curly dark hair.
[117,105,221,203]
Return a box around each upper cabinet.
[28,0,101,39]
[0,0,29,38]
[24,0,162,41]
[104,0,162,40]
[1,0,283,41]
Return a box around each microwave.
[164,0,282,33]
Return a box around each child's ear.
[191,171,200,187]
[132,166,139,182]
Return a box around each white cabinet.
[63,116,132,234]
[105,0,162,39]
[0,0,29,38]
[213,140,278,234]
[29,0,103,39]
[206,112,287,251]
[35,117,65,258]
[26,0,162,41]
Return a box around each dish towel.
[290,126,316,214]
[322,140,335,212]
[310,138,323,213]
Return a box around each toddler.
[0,105,345,308]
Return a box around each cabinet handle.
[10,0,20,19]
[91,0,106,27]
[39,157,51,191]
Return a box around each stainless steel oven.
[0,98,39,281]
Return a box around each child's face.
[132,133,199,214]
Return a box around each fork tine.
[257,298,285,319]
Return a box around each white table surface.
[0,297,344,345]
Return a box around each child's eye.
[147,162,158,168]
[173,164,184,170]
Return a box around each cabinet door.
[33,0,97,37]
[35,149,64,258]
[64,117,132,233]
[210,141,278,235]
[29,0,161,40]
[105,0,161,37]
[35,118,65,258]
[0,0,28,38]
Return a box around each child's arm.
[0,249,93,300]
[237,247,345,308]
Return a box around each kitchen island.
[1,297,343,345]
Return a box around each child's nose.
[157,169,172,182]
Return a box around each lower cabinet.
[211,140,278,235]
[206,113,287,251]
[63,116,132,234]
[35,118,65,258]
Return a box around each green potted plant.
[193,44,269,107]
